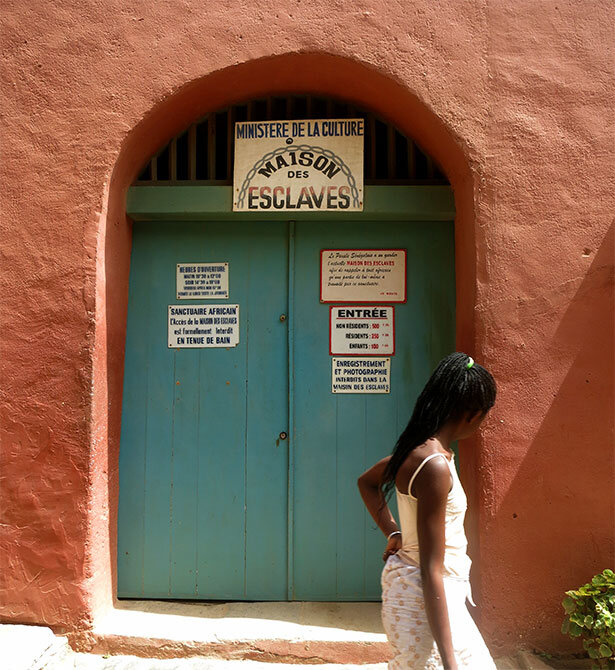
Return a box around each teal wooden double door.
[117,217,454,601]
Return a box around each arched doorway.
[116,95,456,601]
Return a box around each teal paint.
[291,220,454,600]
[126,185,455,222]
[118,190,455,601]
[118,221,289,599]
[286,221,296,601]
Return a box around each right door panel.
[291,219,455,600]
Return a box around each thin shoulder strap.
[408,453,448,498]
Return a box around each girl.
[358,352,497,670]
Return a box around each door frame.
[126,185,454,222]
[123,184,455,600]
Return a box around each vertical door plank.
[286,222,296,601]
[195,345,246,598]
[117,226,155,597]
[195,222,249,598]
[168,225,202,597]
[362,393,400,598]
[244,223,289,600]
[334,394,368,598]
[170,347,200,596]
[141,223,177,597]
[292,222,339,599]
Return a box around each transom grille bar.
[135,96,448,186]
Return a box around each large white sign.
[168,305,239,348]
[331,357,391,394]
[233,119,364,212]
[176,263,229,299]
[330,306,395,356]
[320,249,407,303]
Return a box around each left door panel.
[118,221,289,600]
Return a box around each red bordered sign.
[329,305,395,356]
[320,249,407,303]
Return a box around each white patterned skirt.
[381,554,496,670]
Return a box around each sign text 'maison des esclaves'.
[233,119,364,212]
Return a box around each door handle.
[279,431,288,440]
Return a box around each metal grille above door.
[135,96,449,186]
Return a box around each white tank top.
[395,452,472,580]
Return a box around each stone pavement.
[42,650,589,670]
[62,601,390,665]
[45,655,387,670]
[1,623,590,670]
[2,624,69,670]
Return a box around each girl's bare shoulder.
[395,443,450,493]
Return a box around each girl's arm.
[414,457,457,670]
[357,457,402,561]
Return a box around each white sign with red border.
[330,305,395,356]
[320,249,407,303]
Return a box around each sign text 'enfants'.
[330,306,395,356]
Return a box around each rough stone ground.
[44,656,387,670]
[2,624,591,670]
[38,649,593,670]
[40,650,591,670]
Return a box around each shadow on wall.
[483,219,615,652]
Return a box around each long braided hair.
[381,352,496,500]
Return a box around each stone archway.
[87,52,477,626]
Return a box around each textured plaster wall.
[1,0,613,656]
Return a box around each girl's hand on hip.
[382,534,402,562]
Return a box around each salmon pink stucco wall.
[1,0,614,656]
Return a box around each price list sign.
[329,306,395,356]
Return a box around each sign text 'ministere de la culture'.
[233,119,364,212]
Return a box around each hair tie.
[466,356,474,369]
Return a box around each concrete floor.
[78,602,588,668]
[48,655,388,669]
[44,649,590,670]
[2,605,590,669]
[96,600,386,642]
[79,601,389,665]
